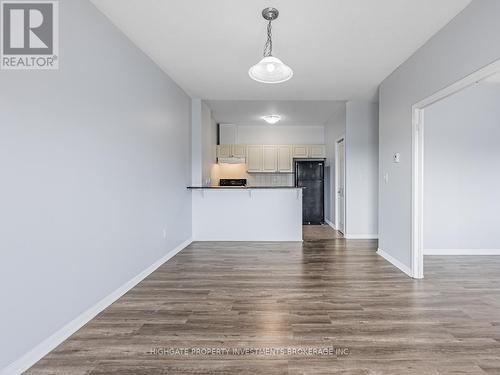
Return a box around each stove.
[219,179,247,187]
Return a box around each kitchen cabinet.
[277,145,293,172]
[292,145,309,158]
[217,144,232,158]
[246,144,326,173]
[308,145,326,158]
[232,144,246,158]
[217,144,246,158]
[262,146,278,172]
[246,145,263,172]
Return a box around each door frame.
[410,59,500,279]
[335,136,346,234]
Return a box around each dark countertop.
[187,186,304,189]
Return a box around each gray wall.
[201,102,217,186]
[424,83,500,250]
[379,0,500,267]
[345,102,379,237]
[0,0,192,370]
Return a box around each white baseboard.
[1,238,192,375]
[345,234,378,239]
[324,219,337,230]
[376,248,413,278]
[424,248,500,255]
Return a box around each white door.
[337,139,345,233]
[247,145,263,172]
[262,146,278,172]
[277,145,293,172]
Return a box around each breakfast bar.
[188,186,303,241]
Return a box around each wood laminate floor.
[26,238,500,374]
[302,224,343,241]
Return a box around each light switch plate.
[393,153,401,163]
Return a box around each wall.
[0,0,191,371]
[424,83,500,251]
[345,102,379,237]
[324,107,346,224]
[201,102,217,186]
[191,99,202,185]
[236,125,325,145]
[379,0,500,269]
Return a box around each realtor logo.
[1,1,58,69]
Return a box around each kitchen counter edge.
[187,186,305,190]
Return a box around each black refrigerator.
[295,160,325,224]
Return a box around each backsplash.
[247,173,294,187]
[210,164,294,187]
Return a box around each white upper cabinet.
[292,145,309,158]
[243,143,326,173]
[278,145,293,173]
[246,145,263,172]
[231,144,246,158]
[308,145,326,158]
[217,144,232,158]
[262,146,278,172]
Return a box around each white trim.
[411,58,500,280]
[325,219,337,230]
[344,234,378,239]
[1,238,192,375]
[335,136,346,234]
[424,248,500,255]
[377,248,413,277]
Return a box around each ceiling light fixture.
[262,115,281,124]
[248,8,293,84]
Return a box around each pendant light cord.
[263,20,273,57]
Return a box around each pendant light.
[248,7,293,84]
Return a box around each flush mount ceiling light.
[248,7,293,84]
[262,115,281,124]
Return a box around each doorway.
[411,59,500,279]
[336,138,346,234]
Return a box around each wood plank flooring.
[26,236,500,374]
[302,224,343,241]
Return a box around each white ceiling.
[92,0,471,101]
[207,100,345,126]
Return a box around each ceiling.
[207,100,345,126]
[92,0,471,101]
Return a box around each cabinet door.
[262,146,278,172]
[277,145,293,172]
[246,145,263,172]
[232,144,246,158]
[292,145,309,158]
[308,145,326,158]
[217,144,232,158]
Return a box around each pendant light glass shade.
[248,56,293,84]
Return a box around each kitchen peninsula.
[188,185,303,241]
